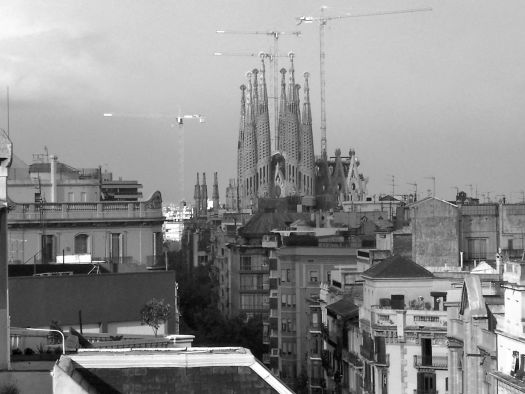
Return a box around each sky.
[1,0,524,204]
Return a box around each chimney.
[50,155,58,203]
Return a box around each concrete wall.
[9,271,177,334]
[411,198,459,269]
[8,223,162,266]
[0,371,52,394]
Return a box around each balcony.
[370,307,447,331]
[360,346,389,366]
[262,353,270,364]
[9,196,163,223]
[406,310,447,329]
[413,355,448,370]
[262,235,279,248]
[413,391,438,394]
[309,322,322,334]
[343,348,363,368]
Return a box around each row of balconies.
[371,308,448,330]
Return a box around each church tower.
[193,173,201,216]
[299,72,315,197]
[254,57,272,199]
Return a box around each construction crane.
[103,111,205,204]
[297,6,432,160]
[216,29,301,149]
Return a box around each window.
[421,338,433,366]
[417,371,436,392]
[309,270,319,282]
[281,269,291,282]
[240,294,267,310]
[467,238,487,260]
[81,192,87,202]
[241,256,252,271]
[153,232,163,260]
[68,192,75,202]
[281,294,296,308]
[391,294,405,310]
[41,234,56,263]
[110,233,122,264]
[74,234,89,254]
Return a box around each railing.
[413,390,438,394]
[414,355,448,370]
[406,310,447,328]
[9,195,163,222]
[343,348,363,368]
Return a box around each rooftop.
[362,255,434,279]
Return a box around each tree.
[140,298,171,337]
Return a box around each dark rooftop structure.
[53,348,294,393]
[362,255,434,279]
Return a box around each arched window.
[74,234,89,254]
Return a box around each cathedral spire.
[193,172,201,216]
[288,52,298,112]
[252,68,259,116]
[212,172,219,212]
[302,72,312,125]
[201,172,208,214]
[259,55,268,109]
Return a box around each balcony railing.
[414,355,448,370]
[343,348,363,368]
[9,199,163,222]
[413,390,438,394]
[360,345,389,366]
[370,307,447,330]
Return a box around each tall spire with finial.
[201,172,208,214]
[193,173,201,217]
[242,72,258,208]
[299,72,315,196]
[255,57,272,199]
[277,68,287,153]
[237,85,247,206]
[212,172,220,212]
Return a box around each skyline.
[1,1,524,203]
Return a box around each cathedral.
[224,53,369,212]
[236,53,315,210]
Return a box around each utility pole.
[297,7,432,160]
[216,29,301,150]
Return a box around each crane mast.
[297,7,432,161]
[103,111,205,203]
